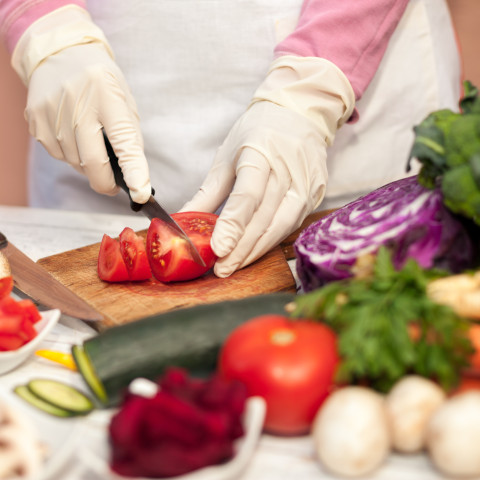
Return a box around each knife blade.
[0,232,103,322]
[103,133,206,267]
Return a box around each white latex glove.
[181,55,355,277]
[11,6,151,204]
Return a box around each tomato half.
[98,234,130,282]
[218,314,340,436]
[119,227,151,281]
[146,212,218,282]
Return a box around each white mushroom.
[312,386,391,478]
[385,375,446,453]
[427,390,480,478]
[0,400,45,479]
[0,425,44,478]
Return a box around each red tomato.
[0,295,41,351]
[16,299,41,324]
[146,212,218,282]
[0,334,24,351]
[119,227,151,281]
[0,276,13,299]
[98,234,130,282]
[219,314,340,436]
[0,314,23,334]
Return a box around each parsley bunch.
[291,247,473,392]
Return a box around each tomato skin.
[219,314,340,436]
[0,294,41,351]
[0,276,13,300]
[98,234,130,282]
[147,212,218,283]
[119,227,151,281]
[0,334,24,351]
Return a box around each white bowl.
[83,395,267,480]
[0,309,61,375]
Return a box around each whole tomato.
[218,314,339,436]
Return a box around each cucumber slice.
[14,385,75,418]
[26,379,94,415]
[72,345,108,405]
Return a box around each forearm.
[0,0,85,54]
[275,0,410,99]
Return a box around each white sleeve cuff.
[11,4,114,85]
[251,55,355,145]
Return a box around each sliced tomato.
[219,314,340,436]
[98,234,130,282]
[146,212,218,283]
[0,276,13,299]
[0,290,41,351]
[16,299,41,324]
[0,334,24,351]
[119,227,151,281]
[0,315,23,334]
[0,296,22,315]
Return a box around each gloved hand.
[11,6,151,203]
[181,55,355,277]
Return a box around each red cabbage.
[294,176,477,292]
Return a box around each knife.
[103,133,206,267]
[0,232,103,322]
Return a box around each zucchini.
[72,292,295,407]
[13,383,91,418]
[26,379,94,414]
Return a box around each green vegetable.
[290,247,473,393]
[14,385,74,418]
[72,292,295,407]
[407,80,480,224]
[14,380,94,417]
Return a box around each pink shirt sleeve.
[275,0,410,100]
[0,0,86,54]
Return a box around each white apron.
[28,0,461,214]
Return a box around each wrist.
[251,55,355,145]
[11,4,113,85]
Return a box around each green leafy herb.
[290,247,473,393]
[407,80,480,224]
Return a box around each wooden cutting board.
[36,211,331,330]
[37,241,296,330]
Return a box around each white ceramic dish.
[0,373,80,480]
[0,309,61,375]
[84,396,267,480]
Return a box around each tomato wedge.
[98,234,130,282]
[146,212,218,282]
[0,276,13,300]
[119,227,151,281]
[0,292,41,351]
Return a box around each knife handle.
[103,132,154,213]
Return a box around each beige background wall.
[0,0,479,207]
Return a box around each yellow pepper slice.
[35,350,77,371]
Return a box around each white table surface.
[0,205,448,480]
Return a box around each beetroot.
[109,368,248,478]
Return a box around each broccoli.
[408,80,480,225]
